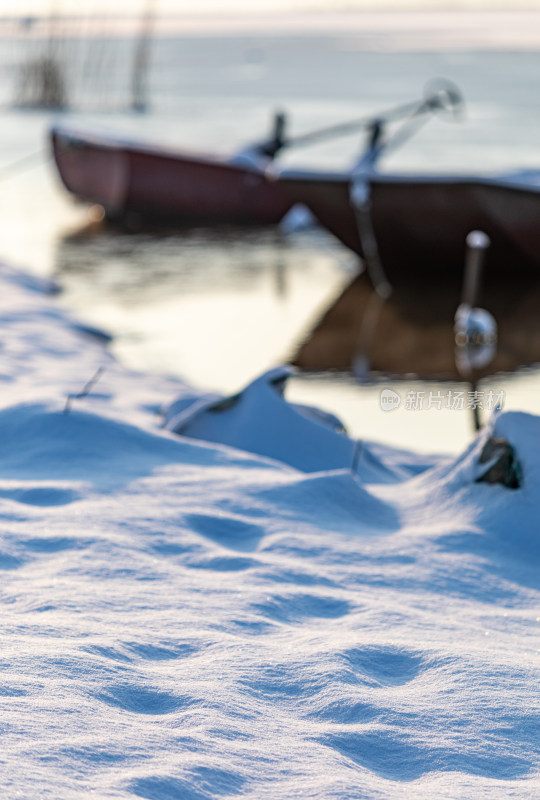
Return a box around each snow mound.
[0,261,539,799]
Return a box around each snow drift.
[0,262,538,799]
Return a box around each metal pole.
[455,230,496,432]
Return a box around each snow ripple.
[1,265,539,798]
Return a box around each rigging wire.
[0,148,50,181]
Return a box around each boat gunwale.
[50,123,268,176]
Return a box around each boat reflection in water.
[53,217,351,393]
[290,265,540,382]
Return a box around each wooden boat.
[277,168,540,276]
[280,161,540,383]
[50,119,293,226]
[274,80,540,278]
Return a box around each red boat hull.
[51,126,293,226]
[278,170,540,275]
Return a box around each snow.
[0,262,539,799]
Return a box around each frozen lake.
[1,14,540,452]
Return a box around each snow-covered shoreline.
[1,262,539,798]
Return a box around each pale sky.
[2,0,540,15]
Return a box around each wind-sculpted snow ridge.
[0,262,539,799]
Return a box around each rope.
[282,79,463,152]
[0,148,50,181]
